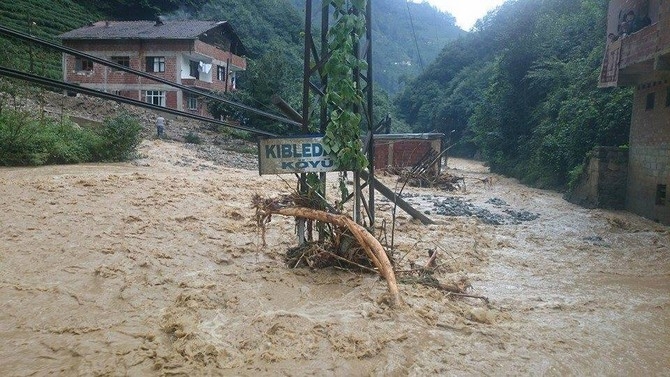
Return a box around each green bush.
[41,120,101,164]
[94,113,143,161]
[0,110,142,166]
[567,163,585,191]
[0,112,100,165]
[0,110,41,165]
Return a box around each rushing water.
[0,150,668,375]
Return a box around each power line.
[405,0,425,71]
[0,24,301,128]
[0,66,279,137]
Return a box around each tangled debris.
[286,241,378,272]
[253,193,492,307]
[402,172,465,191]
[382,146,464,191]
[397,250,489,303]
[253,194,403,307]
[386,166,465,191]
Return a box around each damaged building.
[573,0,670,223]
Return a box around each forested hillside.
[1,0,459,133]
[0,0,628,190]
[0,0,459,93]
[186,0,463,96]
[396,0,632,189]
[290,0,463,93]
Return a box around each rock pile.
[401,194,540,225]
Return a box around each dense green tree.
[196,0,303,58]
[396,0,632,189]
[290,0,463,94]
[195,0,304,134]
[207,39,303,135]
[71,0,208,20]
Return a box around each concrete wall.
[619,22,660,68]
[627,77,670,223]
[566,147,629,209]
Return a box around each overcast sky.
[413,0,507,30]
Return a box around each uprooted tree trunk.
[255,203,403,308]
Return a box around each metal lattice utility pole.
[302,0,375,227]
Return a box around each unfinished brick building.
[600,0,670,223]
[58,19,247,116]
[373,134,444,176]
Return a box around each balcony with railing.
[598,0,670,87]
[599,22,662,87]
[194,40,246,71]
[619,22,660,68]
[181,78,212,90]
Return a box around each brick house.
[58,19,247,116]
[599,0,670,223]
[373,134,444,176]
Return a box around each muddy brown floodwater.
[1,140,668,376]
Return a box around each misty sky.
[412,0,507,30]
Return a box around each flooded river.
[0,142,668,375]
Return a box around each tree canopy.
[0,0,633,189]
[395,0,632,189]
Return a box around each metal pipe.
[271,95,303,124]
[366,0,375,227]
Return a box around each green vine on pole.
[322,0,368,172]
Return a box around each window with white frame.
[217,65,225,81]
[146,56,165,73]
[144,90,166,107]
[187,95,197,110]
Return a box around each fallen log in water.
[254,197,403,308]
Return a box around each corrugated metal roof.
[58,20,227,40]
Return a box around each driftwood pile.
[391,169,465,191]
[286,238,377,272]
[385,148,464,191]
[253,193,489,307]
[253,194,403,307]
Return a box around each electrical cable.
[0,66,279,137]
[0,24,301,128]
[405,0,425,71]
